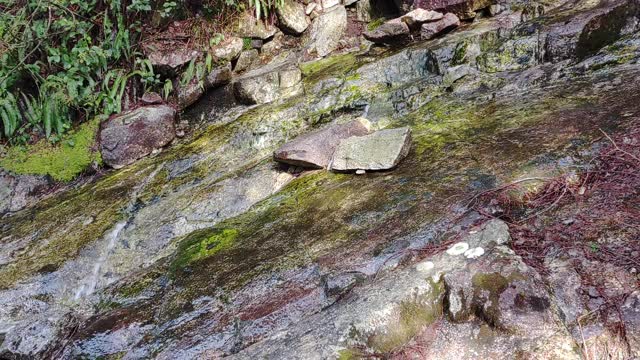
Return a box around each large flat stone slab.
[274,118,372,168]
[329,127,411,171]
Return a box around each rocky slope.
[1,0,640,358]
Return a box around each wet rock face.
[304,5,347,57]
[273,118,372,168]
[329,127,412,171]
[276,0,310,35]
[233,63,303,104]
[99,105,176,168]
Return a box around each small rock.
[304,5,347,57]
[363,21,410,44]
[416,261,435,272]
[144,47,199,76]
[233,64,303,104]
[356,0,372,22]
[251,39,264,49]
[276,0,310,35]
[305,2,317,15]
[140,92,163,105]
[421,12,460,40]
[329,127,411,171]
[401,8,444,30]
[464,247,484,259]
[99,105,176,168]
[274,118,371,168]
[322,0,340,9]
[212,37,243,61]
[235,13,278,39]
[205,63,233,89]
[488,4,501,16]
[177,82,204,109]
[355,169,366,175]
[234,49,259,73]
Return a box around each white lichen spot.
[464,247,485,259]
[416,261,435,273]
[446,242,469,256]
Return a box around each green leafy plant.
[247,0,284,20]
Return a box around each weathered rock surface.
[276,0,310,35]
[329,127,411,171]
[274,118,372,168]
[233,62,303,104]
[304,5,347,56]
[99,105,176,168]
[401,8,444,30]
[205,63,232,89]
[421,12,460,39]
[363,21,411,44]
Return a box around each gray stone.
[402,0,492,20]
[276,0,310,35]
[329,127,411,171]
[99,105,176,168]
[305,2,317,15]
[212,37,243,62]
[177,82,204,109]
[401,8,444,30]
[205,63,232,89]
[363,21,410,44]
[356,0,372,22]
[322,0,340,9]
[421,12,460,40]
[0,172,51,214]
[304,5,347,57]
[233,63,304,104]
[274,118,372,168]
[234,49,260,73]
[236,13,278,39]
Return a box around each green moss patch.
[0,118,102,181]
[171,228,239,273]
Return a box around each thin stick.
[599,128,640,163]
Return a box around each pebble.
[446,242,469,256]
[356,169,366,175]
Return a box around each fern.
[163,79,173,100]
[0,93,20,140]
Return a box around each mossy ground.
[0,118,102,181]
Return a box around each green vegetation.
[0,117,102,181]
[367,18,386,31]
[171,228,239,273]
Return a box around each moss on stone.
[0,118,102,181]
[300,53,359,86]
[171,228,238,273]
[367,18,385,31]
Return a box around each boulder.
[329,127,411,171]
[276,0,310,35]
[205,63,233,89]
[236,13,278,39]
[274,118,372,168]
[99,105,176,168]
[212,37,243,62]
[421,12,460,40]
[363,21,411,44]
[401,8,444,30]
[304,5,347,57]
[144,46,199,76]
[233,64,303,104]
[234,49,259,73]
